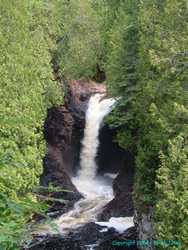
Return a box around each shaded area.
[97,126,126,174]
[40,107,82,217]
[98,159,135,220]
[24,223,138,250]
[96,125,135,220]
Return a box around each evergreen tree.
[0,1,63,248]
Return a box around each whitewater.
[36,93,133,237]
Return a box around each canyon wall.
[40,79,135,220]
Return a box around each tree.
[0,0,63,248]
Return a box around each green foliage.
[1,0,188,248]
[155,135,188,249]
[57,0,103,79]
[41,0,188,246]
[0,193,48,250]
[103,0,188,247]
[106,0,139,96]
[0,0,63,248]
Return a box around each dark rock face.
[98,152,135,221]
[96,126,126,175]
[43,106,74,174]
[64,79,107,175]
[25,223,138,250]
[96,227,138,250]
[25,235,84,250]
[40,106,82,216]
[38,78,136,247]
[40,80,107,215]
[41,147,82,217]
[65,79,106,124]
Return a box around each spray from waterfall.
[79,93,116,180]
[36,93,134,236]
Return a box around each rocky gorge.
[24,79,149,250]
[1,1,186,250]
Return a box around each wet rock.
[97,227,138,250]
[98,152,135,221]
[40,80,107,215]
[69,223,115,246]
[43,106,75,174]
[24,235,84,250]
[97,126,125,175]
[65,79,106,124]
[98,193,134,222]
[40,106,82,216]
[24,223,138,250]
[40,148,83,217]
[23,223,110,250]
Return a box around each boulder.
[24,223,138,250]
[98,152,135,221]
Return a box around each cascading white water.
[36,93,134,238]
[54,94,118,232]
[79,93,116,180]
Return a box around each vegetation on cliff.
[105,1,188,248]
[0,0,63,249]
[57,0,188,249]
[1,0,187,249]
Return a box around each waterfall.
[79,93,116,180]
[36,93,134,237]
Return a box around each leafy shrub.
[57,0,103,79]
[0,0,63,248]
